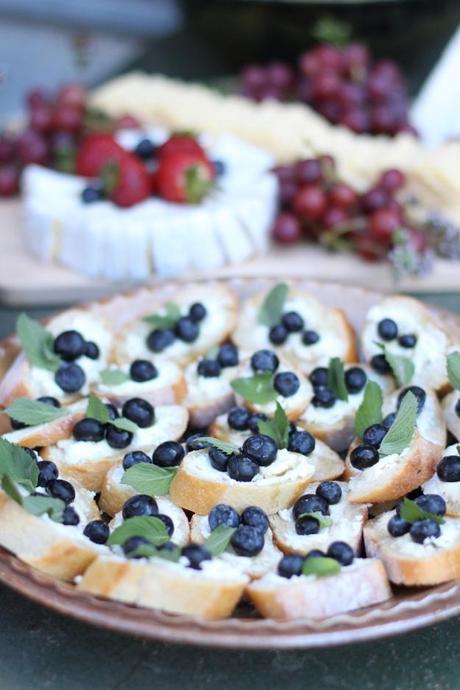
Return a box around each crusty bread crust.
[0,354,40,407]
[2,402,86,448]
[247,558,391,620]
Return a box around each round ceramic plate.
[1,277,459,649]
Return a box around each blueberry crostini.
[269,481,368,556]
[110,494,190,546]
[2,398,87,448]
[423,444,460,516]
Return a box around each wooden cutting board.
[1,199,459,306]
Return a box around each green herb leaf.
[257,401,290,449]
[1,475,24,504]
[4,397,67,427]
[127,543,181,562]
[447,352,460,391]
[121,463,178,496]
[0,439,38,491]
[86,394,110,424]
[194,437,239,455]
[231,372,277,405]
[302,556,341,577]
[143,302,181,329]
[99,369,130,386]
[379,391,417,456]
[327,358,348,402]
[383,348,415,386]
[16,313,61,372]
[110,417,138,433]
[354,381,383,439]
[257,283,289,328]
[107,516,170,547]
[398,497,445,525]
[204,524,236,556]
[2,475,64,523]
[297,512,333,529]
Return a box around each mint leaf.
[143,302,181,329]
[111,417,138,433]
[194,437,239,455]
[297,512,333,529]
[231,372,277,405]
[302,556,341,577]
[100,369,130,386]
[2,475,64,523]
[379,391,417,456]
[2,475,24,504]
[257,283,289,328]
[447,352,460,391]
[204,524,236,556]
[383,348,414,386]
[257,402,289,449]
[354,381,383,439]
[121,463,178,496]
[0,439,38,491]
[398,497,445,525]
[327,358,348,401]
[107,516,170,547]
[5,397,67,426]
[86,394,110,424]
[126,542,181,562]
[16,313,61,372]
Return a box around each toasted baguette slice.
[1,400,86,448]
[247,558,391,620]
[423,443,460,516]
[112,284,238,367]
[94,360,186,407]
[78,553,248,620]
[0,484,100,580]
[190,514,282,579]
[362,295,457,393]
[170,448,314,515]
[209,412,344,481]
[297,365,395,452]
[364,510,460,585]
[183,358,237,429]
[110,497,190,546]
[42,404,188,492]
[269,482,367,555]
[232,287,357,375]
[344,388,445,504]
[442,390,460,440]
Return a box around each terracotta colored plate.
[1,277,459,649]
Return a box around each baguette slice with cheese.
[2,400,86,448]
[109,497,190,546]
[183,358,237,429]
[423,443,460,516]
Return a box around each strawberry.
[102,154,150,208]
[156,151,215,204]
[76,133,126,177]
[158,133,206,161]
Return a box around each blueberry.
[350,444,379,470]
[293,493,330,519]
[212,160,226,176]
[312,386,336,408]
[269,324,288,345]
[302,330,320,346]
[398,334,417,348]
[209,447,230,472]
[134,137,155,159]
[217,343,239,368]
[273,371,300,397]
[185,433,210,452]
[406,486,424,500]
[227,455,259,481]
[123,536,150,557]
[377,318,398,341]
[47,479,75,505]
[54,330,86,361]
[288,430,315,456]
[10,418,27,430]
[316,481,342,505]
[208,504,240,530]
[175,317,199,343]
[54,363,86,393]
[415,494,446,516]
[437,455,460,482]
[105,425,133,449]
[37,460,58,487]
[327,541,354,566]
[241,506,269,534]
[345,367,367,394]
[309,367,328,387]
[295,515,320,535]
[387,515,411,537]
[197,358,221,378]
[122,494,158,519]
[382,412,396,429]
[188,302,207,323]
[81,186,104,203]
[105,403,120,420]
[305,549,325,559]
[362,423,387,448]
[227,406,250,431]
[397,386,426,414]
[130,359,158,382]
[181,544,212,570]
[230,525,265,556]
[84,520,109,544]
[73,418,105,442]
[248,413,268,433]
[242,434,277,466]
[410,519,441,544]
[282,311,304,332]
[250,349,279,373]
[62,506,80,526]
[278,556,305,583]
[156,513,175,537]
[152,441,184,468]
[122,398,154,428]
[122,450,151,471]
[85,341,100,359]
[370,354,391,375]
[146,328,175,353]
[37,396,60,408]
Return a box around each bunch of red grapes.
[240,42,413,136]
[271,156,428,263]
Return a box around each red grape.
[361,186,389,214]
[273,164,297,184]
[296,77,313,103]
[294,184,327,221]
[378,168,406,192]
[311,72,341,102]
[368,208,401,244]
[340,109,369,134]
[321,206,349,230]
[328,183,358,210]
[52,104,84,132]
[0,165,20,196]
[272,212,302,244]
[343,43,369,74]
[313,44,344,72]
[0,135,16,163]
[241,65,267,92]
[115,114,141,130]
[17,129,48,165]
[266,62,294,91]
[279,179,298,207]
[295,158,322,185]
[29,103,53,133]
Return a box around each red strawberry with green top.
[156,150,215,204]
[76,133,126,177]
[158,133,206,161]
[101,154,151,208]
